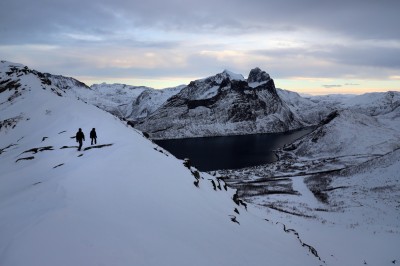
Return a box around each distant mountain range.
[43,64,400,141]
[44,66,315,139]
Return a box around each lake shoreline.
[154,126,316,171]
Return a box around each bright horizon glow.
[75,74,400,96]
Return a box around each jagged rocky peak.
[247,67,270,83]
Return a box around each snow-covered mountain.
[135,68,307,139]
[43,74,184,121]
[1,61,325,265]
[215,91,400,265]
[281,108,400,159]
[129,85,185,120]
[278,89,400,124]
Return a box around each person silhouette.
[90,128,97,145]
[76,128,85,151]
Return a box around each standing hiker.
[90,128,97,145]
[76,128,85,151]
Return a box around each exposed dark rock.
[22,146,53,154]
[142,132,150,138]
[83,143,113,151]
[320,110,339,125]
[154,147,168,156]
[60,146,77,149]
[16,156,34,162]
[0,116,23,132]
[209,179,217,190]
[278,222,323,261]
[232,192,248,210]
[229,215,240,225]
[0,143,17,154]
[53,163,64,169]
[183,158,191,168]
[191,170,200,179]
[247,67,270,84]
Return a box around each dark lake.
[154,127,314,171]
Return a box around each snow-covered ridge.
[0,61,323,265]
[282,109,400,159]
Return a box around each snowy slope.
[281,109,400,159]
[341,91,400,116]
[215,89,400,265]
[298,147,400,266]
[129,85,185,120]
[217,115,400,266]
[76,83,149,118]
[0,61,322,265]
[276,89,337,124]
[48,78,184,121]
[221,146,400,266]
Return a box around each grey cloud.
[319,46,400,69]
[2,0,400,45]
[322,84,342,88]
[1,0,400,85]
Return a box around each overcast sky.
[1,0,399,94]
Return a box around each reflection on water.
[155,127,314,171]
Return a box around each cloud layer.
[1,0,399,92]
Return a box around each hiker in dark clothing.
[90,128,97,145]
[76,128,85,151]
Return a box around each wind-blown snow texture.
[0,61,321,265]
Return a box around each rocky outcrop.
[247,67,270,84]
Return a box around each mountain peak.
[247,67,270,83]
[221,69,245,81]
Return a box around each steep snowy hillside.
[218,145,400,266]
[215,89,400,265]
[0,61,322,265]
[135,68,306,139]
[45,76,184,121]
[281,109,400,159]
[276,89,334,124]
[341,91,400,116]
[129,85,185,120]
[77,83,150,118]
[216,110,400,266]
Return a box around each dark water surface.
[155,127,314,171]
